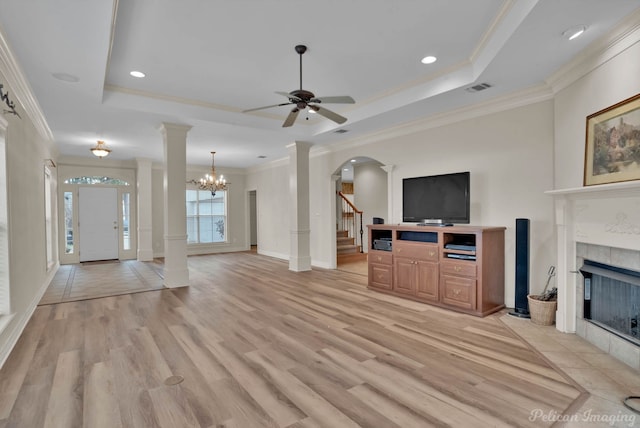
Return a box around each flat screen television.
[402,171,470,225]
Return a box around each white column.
[136,158,153,261]
[288,141,312,272]
[381,164,395,223]
[554,196,576,332]
[160,123,191,288]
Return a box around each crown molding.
[0,26,54,142]
[330,84,553,154]
[546,9,640,94]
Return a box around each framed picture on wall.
[584,93,640,186]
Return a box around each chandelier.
[90,140,111,158]
[189,151,228,196]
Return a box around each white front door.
[79,187,119,262]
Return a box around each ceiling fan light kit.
[243,44,355,127]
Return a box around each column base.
[289,256,311,272]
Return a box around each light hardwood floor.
[0,252,637,427]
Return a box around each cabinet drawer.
[394,242,438,261]
[369,251,392,266]
[440,260,476,277]
[441,274,476,310]
[369,263,393,290]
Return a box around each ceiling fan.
[243,45,355,127]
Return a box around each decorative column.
[381,164,395,223]
[160,123,191,288]
[288,141,312,272]
[552,195,575,333]
[135,158,153,261]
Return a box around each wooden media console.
[368,224,505,317]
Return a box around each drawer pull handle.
[454,266,462,272]
[429,251,435,257]
[377,256,382,262]
[453,288,461,296]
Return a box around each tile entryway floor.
[39,260,165,305]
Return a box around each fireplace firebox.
[580,260,640,347]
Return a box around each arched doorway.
[334,156,388,275]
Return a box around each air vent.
[465,83,492,93]
[334,129,349,134]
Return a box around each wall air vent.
[334,129,349,134]
[465,83,492,93]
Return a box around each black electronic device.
[445,243,476,251]
[373,239,392,251]
[509,218,531,318]
[373,217,384,224]
[446,253,476,260]
[402,171,470,225]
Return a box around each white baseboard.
[0,262,59,369]
[256,249,289,261]
[311,260,335,270]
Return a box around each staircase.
[337,229,359,255]
[336,190,366,263]
[337,230,367,263]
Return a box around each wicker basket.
[527,294,557,326]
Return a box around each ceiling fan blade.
[276,91,300,101]
[282,108,300,127]
[243,102,292,113]
[312,106,347,124]
[311,95,355,104]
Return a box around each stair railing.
[338,191,363,253]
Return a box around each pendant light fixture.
[90,140,111,158]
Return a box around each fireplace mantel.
[546,180,640,199]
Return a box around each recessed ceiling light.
[350,159,356,163]
[52,72,79,83]
[130,70,146,78]
[562,25,586,41]
[343,168,349,171]
[421,56,437,64]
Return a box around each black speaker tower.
[509,218,531,318]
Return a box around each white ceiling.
[0,0,638,168]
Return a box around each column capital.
[286,141,313,153]
[159,122,192,137]
[135,158,153,168]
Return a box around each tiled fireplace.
[575,243,640,368]
[548,181,640,371]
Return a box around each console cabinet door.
[416,261,439,301]
[394,258,416,295]
[440,274,476,310]
[369,263,393,290]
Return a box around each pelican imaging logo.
[529,409,636,426]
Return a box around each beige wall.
[245,160,290,260]
[553,32,640,190]
[0,69,58,366]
